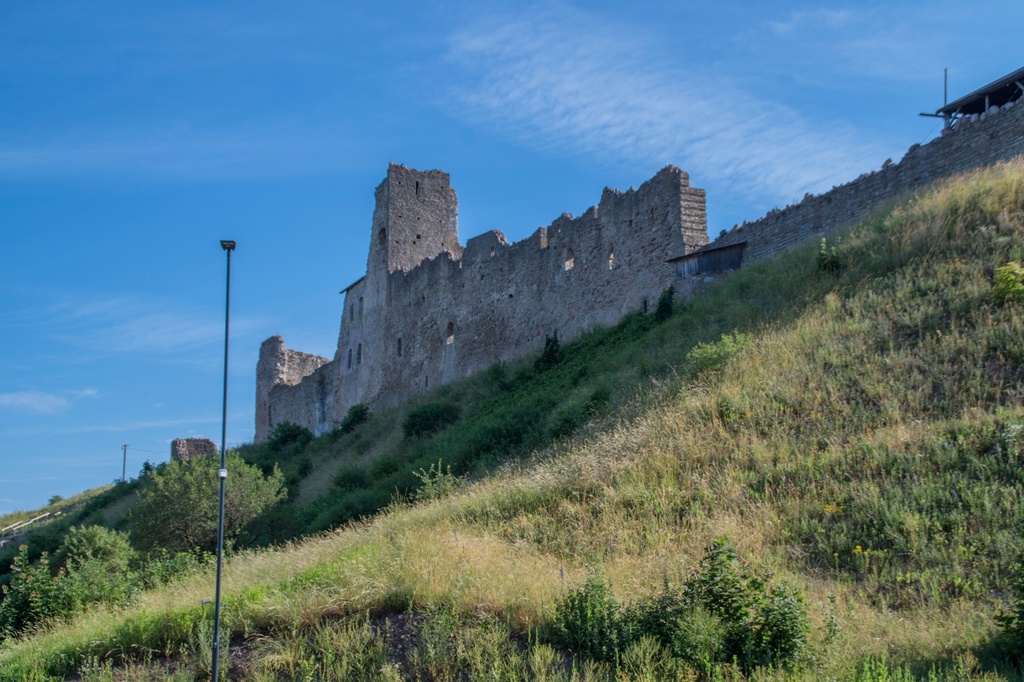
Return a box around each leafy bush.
[683,332,752,378]
[403,402,461,438]
[53,526,138,612]
[0,547,71,638]
[334,465,370,492]
[339,403,370,434]
[648,538,808,670]
[268,422,313,451]
[547,539,809,672]
[550,571,627,662]
[130,452,286,553]
[994,260,1024,304]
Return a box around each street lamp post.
[211,239,235,681]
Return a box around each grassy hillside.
[3,162,1024,680]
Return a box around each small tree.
[655,286,675,323]
[130,452,286,553]
[535,332,562,372]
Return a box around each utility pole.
[122,444,129,483]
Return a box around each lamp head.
[220,240,236,252]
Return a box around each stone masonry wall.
[256,94,1024,443]
[256,165,707,441]
[696,99,1024,268]
[256,336,331,442]
[170,438,217,462]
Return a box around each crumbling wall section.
[255,336,331,442]
[333,165,707,415]
[170,438,217,462]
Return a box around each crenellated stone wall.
[255,164,707,441]
[256,88,1024,444]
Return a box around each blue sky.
[1,1,1020,514]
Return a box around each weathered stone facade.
[676,98,1024,280]
[170,438,217,462]
[256,164,707,441]
[256,91,1024,444]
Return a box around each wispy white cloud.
[1,413,231,437]
[0,391,69,414]
[442,4,887,206]
[4,290,263,357]
[0,122,355,179]
[0,388,98,414]
[768,10,851,38]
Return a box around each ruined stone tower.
[255,164,708,442]
[255,68,1024,444]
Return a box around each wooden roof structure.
[937,66,1024,118]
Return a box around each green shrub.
[54,526,138,612]
[668,538,808,670]
[549,403,587,440]
[268,422,313,451]
[370,456,400,478]
[139,549,212,589]
[550,570,627,662]
[339,403,370,434]
[817,237,843,272]
[654,286,675,322]
[534,333,562,372]
[413,460,465,502]
[334,465,370,492]
[553,539,811,673]
[994,260,1024,304]
[0,547,71,638]
[587,385,611,414]
[683,332,752,378]
[403,402,461,438]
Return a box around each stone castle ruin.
[170,438,217,462]
[256,67,1024,443]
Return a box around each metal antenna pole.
[212,239,235,681]
[122,444,129,482]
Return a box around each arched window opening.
[446,321,455,345]
[378,228,386,245]
[490,247,495,257]
[349,304,354,321]
[608,246,615,270]
[358,297,364,317]
[347,348,352,369]
[357,343,362,364]
[642,299,649,314]
[564,247,575,271]
[397,337,403,357]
